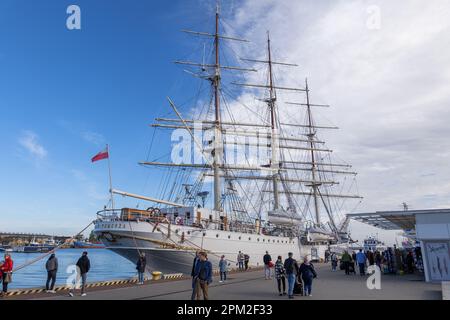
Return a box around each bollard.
[152,271,162,281]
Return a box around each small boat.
[13,244,55,253]
[13,238,55,253]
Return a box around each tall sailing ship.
[93,4,362,274]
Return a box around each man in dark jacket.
[284,252,299,299]
[136,253,147,285]
[70,251,90,297]
[190,251,200,300]
[263,251,272,280]
[244,254,250,271]
[45,253,58,293]
[192,251,213,300]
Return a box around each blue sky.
[0,0,222,234]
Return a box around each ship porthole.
[239,236,241,240]
[248,237,251,241]
[203,233,206,237]
[228,235,231,239]
[216,234,219,238]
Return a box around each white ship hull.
[94,219,327,274]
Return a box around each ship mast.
[267,32,280,211]
[213,3,223,212]
[141,10,363,231]
[305,79,321,226]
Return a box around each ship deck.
[14,264,442,300]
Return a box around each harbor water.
[4,249,136,289]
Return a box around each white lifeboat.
[268,210,302,226]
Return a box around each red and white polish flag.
[91,147,109,163]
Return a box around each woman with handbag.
[0,254,13,297]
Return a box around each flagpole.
[107,144,115,210]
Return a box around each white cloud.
[81,131,105,146]
[222,0,450,214]
[18,131,47,159]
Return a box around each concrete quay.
[8,264,442,301]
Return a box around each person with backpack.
[263,251,273,280]
[341,251,352,275]
[298,256,317,297]
[274,256,287,296]
[136,253,147,285]
[284,252,299,299]
[45,253,58,293]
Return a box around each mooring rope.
[12,221,95,273]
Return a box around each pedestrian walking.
[284,252,299,299]
[69,251,90,297]
[192,251,212,300]
[0,254,13,298]
[274,256,286,296]
[244,253,250,271]
[331,252,338,271]
[375,251,382,270]
[299,257,317,297]
[237,251,245,270]
[136,253,146,285]
[368,251,375,266]
[263,251,273,279]
[405,251,415,274]
[45,253,58,293]
[324,250,330,263]
[219,255,228,283]
[341,251,352,275]
[356,249,367,276]
[190,251,200,300]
